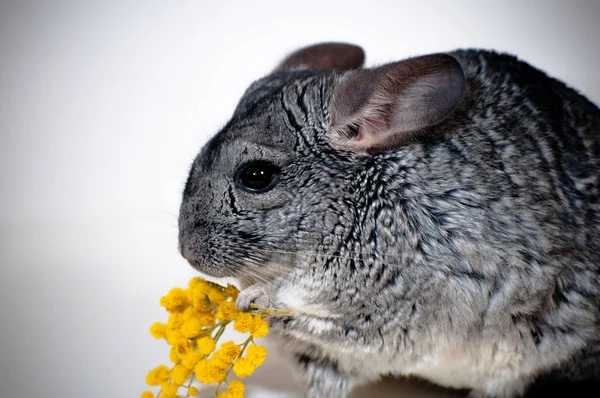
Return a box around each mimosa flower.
[216,300,238,321]
[245,345,267,367]
[233,313,253,333]
[143,277,287,398]
[196,336,216,357]
[232,357,256,378]
[145,365,170,386]
[250,316,269,338]
[160,287,190,313]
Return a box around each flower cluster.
[141,277,285,398]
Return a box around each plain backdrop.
[0,1,599,397]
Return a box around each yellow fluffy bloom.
[165,328,185,345]
[182,307,201,321]
[180,350,202,369]
[160,287,191,313]
[217,392,230,398]
[161,381,179,396]
[196,336,216,357]
[145,365,170,386]
[169,346,180,363]
[245,345,267,367]
[188,277,210,292]
[216,301,238,321]
[167,312,185,330]
[206,288,226,305]
[149,322,167,339]
[140,391,155,398]
[180,318,203,338]
[194,359,226,384]
[227,380,245,398]
[232,357,256,378]
[188,386,199,396]
[197,313,216,327]
[224,284,239,300]
[170,364,192,386]
[250,315,269,338]
[233,313,253,333]
[212,341,241,368]
[166,330,191,359]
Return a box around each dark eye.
[236,161,280,193]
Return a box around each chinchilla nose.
[178,222,210,270]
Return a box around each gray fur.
[178,45,600,397]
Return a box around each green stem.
[184,374,196,397]
[248,303,294,317]
[212,322,229,343]
[214,335,254,397]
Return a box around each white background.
[0,1,598,397]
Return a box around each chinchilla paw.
[235,283,273,311]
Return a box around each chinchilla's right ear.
[328,53,466,151]
[276,42,365,71]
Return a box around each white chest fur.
[276,287,530,396]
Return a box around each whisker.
[251,247,411,270]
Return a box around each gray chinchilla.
[178,43,600,397]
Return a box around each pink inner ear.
[329,54,466,151]
[277,42,365,71]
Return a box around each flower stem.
[249,303,294,317]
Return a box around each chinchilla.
[178,43,600,397]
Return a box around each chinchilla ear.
[276,42,365,71]
[329,53,466,151]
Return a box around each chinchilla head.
[178,42,467,286]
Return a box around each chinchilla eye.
[236,161,280,193]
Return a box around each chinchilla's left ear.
[276,42,365,71]
[328,53,466,151]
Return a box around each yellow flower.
[197,313,216,327]
[160,287,191,313]
[227,380,245,398]
[145,365,170,386]
[216,300,238,321]
[206,288,226,305]
[224,284,239,300]
[233,313,253,333]
[181,318,203,338]
[149,322,167,339]
[232,357,256,378]
[145,277,280,398]
[182,307,201,321]
[169,346,180,363]
[170,364,191,386]
[166,328,185,345]
[161,381,179,396]
[166,330,191,358]
[188,277,209,291]
[180,350,202,369]
[250,315,269,338]
[245,345,267,367]
[212,341,241,368]
[167,313,185,330]
[194,359,226,384]
[196,336,216,357]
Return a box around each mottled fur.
[178,46,600,397]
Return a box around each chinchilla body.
[178,44,599,397]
